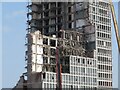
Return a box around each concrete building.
[15,0,112,89]
[90,0,112,89]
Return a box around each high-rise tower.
[15,0,112,89]
[89,0,112,88]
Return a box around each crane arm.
[109,0,120,52]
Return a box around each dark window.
[43,47,48,55]
[68,15,72,20]
[78,58,80,63]
[68,7,71,13]
[50,58,56,64]
[43,38,48,45]
[50,39,56,47]
[68,23,72,28]
[82,59,85,64]
[43,57,48,64]
[50,48,56,56]
[43,73,46,79]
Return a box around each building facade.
[15,0,112,89]
[25,30,97,88]
[89,0,112,88]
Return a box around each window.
[97,32,100,37]
[43,73,46,79]
[93,7,95,11]
[43,47,48,55]
[93,78,97,83]
[106,42,111,47]
[50,48,56,56]
[43,56,48,64]
[81,67,85,73]
[49,26,56,32]
[43,38,48,45]
[87,60,89,65]
[50,58,56,64]
[65,33,70,39]
[93,15,95,20]
[99,81,102,86]
[68,7,71,13]
[68,23,72,28]
[98,48,111,55]
[81,77,85,82]
[98,73,101,77]
[50,39,56,47]
[78,58,80,63]
[81,58,85,64]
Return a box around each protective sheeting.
[75,2,88,11]
[75,9,89,20]
[84,25,95,42]
[76,19,90,28]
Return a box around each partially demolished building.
[15,0,112,89]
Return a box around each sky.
[0,2,2,90]
[2,2,27,88]
[112,2,119,88]
[1,1,119,88]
